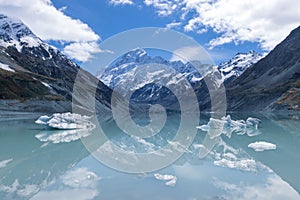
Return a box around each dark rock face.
[226,26,300,111]
[0,14,112,114]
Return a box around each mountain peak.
[218,50,263,82]
[226,25,300,111]
[125,48,147,58]
[0,14,42,51]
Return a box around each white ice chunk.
[248,141,276,152]
[197,115,261,138]
[154,173,177,187]
[35,115,52,125]
[35,112,95,130]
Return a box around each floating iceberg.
[197,115,261,138]
[248,141,276,152]
[35,112,95,130]
[154,173,177,186]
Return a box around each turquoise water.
[0,113,299,200]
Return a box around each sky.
[0,0,300,74]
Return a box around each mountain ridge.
[99,47,262,111]
[0,14,112,114]
[226,26,300,111]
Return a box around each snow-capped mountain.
[99,48,210,110]
[99,48,204,88]
[0,14,42,50]
[226,26,300,111]
[100,48,262,89]
[99,48,262,110]
[0,14,112,113]
[218,50,263,83]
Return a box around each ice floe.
[197,115,261,138]
[35,112,95,130]
[248,141,276,152]
[201,139,271,172]
[154,173,177,186]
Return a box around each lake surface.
[0,112,300,200]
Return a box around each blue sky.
[50,0,262,64]
[0,0,300,74]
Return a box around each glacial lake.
[0,112,300,200]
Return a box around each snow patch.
[248,141,276,152]
[41,81,51,89]
[0,63,15,72]
[20,36,40,48]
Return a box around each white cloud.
[0,0,101,61]
[154,173,177,186]
[110,0,134,6]
[166,21,181,29]
[144,0,179,16]
[0,0,99,42]
[31,167,100,200]
[170,46,209,63]
[141,0,300,51]
[62,168,100,188]
[214,176,300,200]
[31,188,99,200]
[183,0,300,50]
[63,42,114,62]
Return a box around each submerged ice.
[35,112,95,130]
